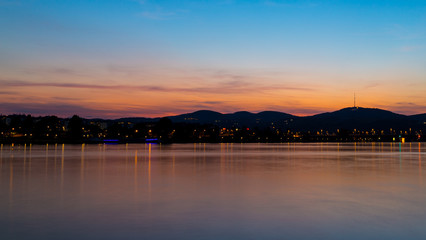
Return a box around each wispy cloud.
[399,45,424,52]
[361,81,385,90]
[22,67,93,78]
[133,0,187,20]
[132,0,146,4]
[385,24,426,40]
[264,0,319,8]
[0,102,100,118]
[0,101,224,119]
[0,0,21,6]
[0,90,16,95]
[376,102,426,115]
[0,79,313,94]
[140,10,177,20]
[353,24,426,41]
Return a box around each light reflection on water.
[1,143,426,240]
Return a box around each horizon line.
[2,106,425,120]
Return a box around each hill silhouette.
[109,107,425,131]
[168,110,295,128]
[286,107,421,131]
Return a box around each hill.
[287,107,422,131]
[81,107,425,131]
[168,110,295,128]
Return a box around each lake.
[1,143,426,239]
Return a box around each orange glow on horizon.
[0,71,425,118]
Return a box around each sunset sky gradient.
[1,0,425,118]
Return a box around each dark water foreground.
[1,143,426,240]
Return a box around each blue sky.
[0,0,425,117]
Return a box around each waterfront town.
[1,112,424,143]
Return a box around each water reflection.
[61,144,64,189]
[1,143,426,240]
[148,143,152,198]
[45,144,48,180]
[134,149,138,195]
[80,144,85,193]
[9,150,13,203]
[420,143,423,185]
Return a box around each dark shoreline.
[2,107,425,145]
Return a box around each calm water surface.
[1,143,426,239]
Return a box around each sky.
[0,0,425,118]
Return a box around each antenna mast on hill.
[354,92,356,108]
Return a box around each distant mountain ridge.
[113,107,426,131]
[286,107,416,131]
[168,110,295,128]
